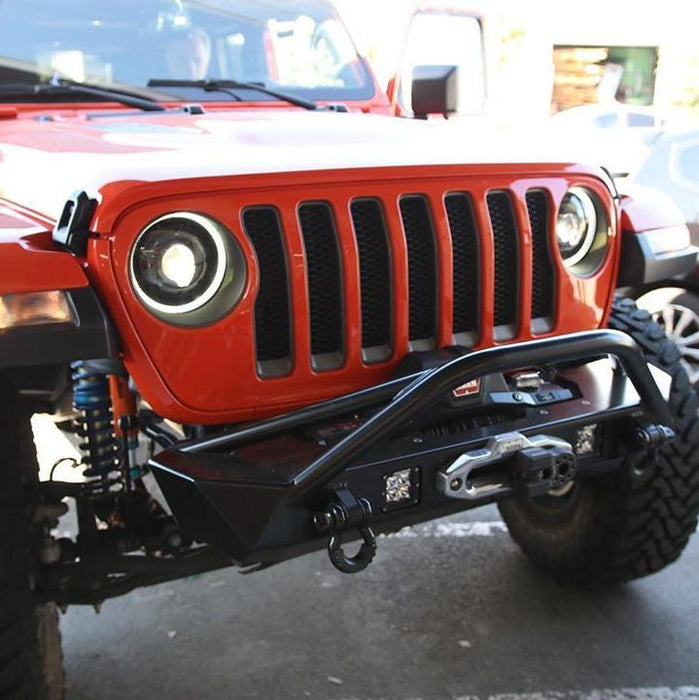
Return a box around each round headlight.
[130,212,246,325]
[556,187,597,268]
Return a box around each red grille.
[109,165,618,423]
[243,179,561,378]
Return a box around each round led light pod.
[129,212,246,326]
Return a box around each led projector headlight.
[555,186,611,276]
[556,187,597,268]
[130,212,246,326]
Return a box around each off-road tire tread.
[499,298,699,584]
[0,379,64,699]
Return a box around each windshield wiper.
[148,79,319,111]
[0,78,166,112]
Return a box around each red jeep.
[1,1,698,697]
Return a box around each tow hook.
[314,487,377,574]
[633,422,675,470]
[634,423,675,449]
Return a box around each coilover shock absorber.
[71,360,122,493]
[71,361,183,552]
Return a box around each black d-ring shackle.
[328,527,377,574]
[314,488,376,574]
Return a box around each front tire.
[636,286,699,387]
[0,379,64,699]
[498,298,699,584]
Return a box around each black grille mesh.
[244,186,555,377]
[445,193,479,337]
[351,199,392,351]
[242,208,291,366]
[526,190,555,320]
[298,203,344,358]
[487,191,519,328]
[399,196,437,343]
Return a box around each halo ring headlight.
[556,187,598,268]
[129,212,246,326]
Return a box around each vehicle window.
[0,0,373,102]
[592,113,618,128]
[628,112,656,127]
[398,12,485,115]
[676,143,699,184]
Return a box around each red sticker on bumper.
[452,379,481,398]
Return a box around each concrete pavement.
[59,505,699,699]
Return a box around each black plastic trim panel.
[617,230,698,288]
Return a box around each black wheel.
[498,298,699,584]
[0,379,64,699]
[636,286,699,387]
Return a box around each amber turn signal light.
[0,290,76,332]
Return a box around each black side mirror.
[411,65,458,118]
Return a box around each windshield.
[0,0,374,103]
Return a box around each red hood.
[0,108,580,220]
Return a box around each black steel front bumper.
[150,330,673,570]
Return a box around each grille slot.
[526,190,555,330]
[399,196,438,348]
[445,193,479,344]
[487,191,519,336]
[350,199,392,362]
[298,202,344,369]
[242,207,292,376]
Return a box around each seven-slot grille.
[242,186,557,377]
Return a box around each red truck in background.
[0,1,698,697]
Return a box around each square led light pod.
[574,423,602,457]
[382,466,421,512]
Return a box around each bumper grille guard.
[152,330,672,569]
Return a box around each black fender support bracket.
[52,190,98,256]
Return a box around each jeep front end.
[0,1,697,697]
